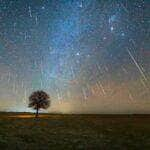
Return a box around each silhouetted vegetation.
[28,91,50,118]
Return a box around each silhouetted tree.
[28,90,50,118]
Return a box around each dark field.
[0,113,150,150]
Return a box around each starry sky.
[0,0,150,113]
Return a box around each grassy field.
[0,113,150,150]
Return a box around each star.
[121,32,125,36]
[41,6,45,10]
[79,2,83,8]
[76,52,80,56]
[103,36,107,40]
[110,26,114,31]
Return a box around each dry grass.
[0,113,150,150]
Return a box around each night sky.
[0,0,150,113]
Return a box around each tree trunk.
[35,107,39,118]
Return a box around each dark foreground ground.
[0,113,150,150]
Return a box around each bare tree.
[28,90,50,118]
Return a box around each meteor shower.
[0,0,150,149]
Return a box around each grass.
[0,113,150,150]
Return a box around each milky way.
[0,0,150,113]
